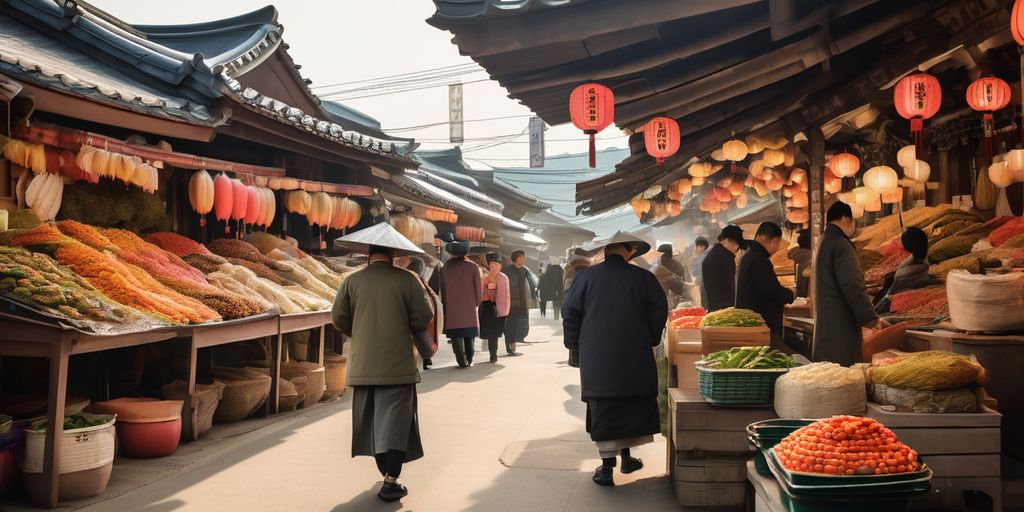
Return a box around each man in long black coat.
[562,231,668,487]
[736,222,795,349]
[702,224,747,311]
[813,202,887,365]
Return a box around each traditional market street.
[8,311,675,512]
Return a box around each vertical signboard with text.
[529,116,545,168]
[449,82,464,145]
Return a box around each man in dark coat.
[503,250,536,353]
[651,244,690,309]
[702,225,747,312]
[562,231,668,487]
[538,261,565,319]
[736,222,795,349]
[813,202,888,365]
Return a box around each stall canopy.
[429,0,1011,214]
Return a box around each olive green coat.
[332,261,433,386]
[812,224,879,365]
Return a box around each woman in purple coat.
[441,241,482,368]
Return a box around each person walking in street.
[813,201,889,365]
[538,259,565,319]
[691,236,709,307]
[441,240,482,368]
[702,225,747,312]
[563,247,594,293]
[503,249,536,354]
[736,222,795,350]
[561,231,668,487]
[479,252,510,363]
[331,223,435,503]
[651,243,691,309]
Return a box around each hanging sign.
[449,83,464,144]
[529,116,545,168]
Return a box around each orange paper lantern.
[231,179,248,221]
[1013,0,1024,46]
[966,77,1011,162]
[644,116,680,165]
[570,83,614,167]
[828,153,860,178]
[213,173,233,222]
[244,185,261,226]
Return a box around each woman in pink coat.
[479,252,511,363]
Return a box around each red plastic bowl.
[117,417,181,458]
[0,445,17,494]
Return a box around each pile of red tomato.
[775,416,920,476]
[670,307,705,330]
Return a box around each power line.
[386,114,535,133]
[324,78,491,101]
[310,63,479,90]
[322,69,485,96]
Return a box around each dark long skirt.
[585,396,661,442]
[478,301,506,339]
[504,307,530,343]
[351,384,423,462]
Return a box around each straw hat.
[333,222,425,256]
[602,231,652,260]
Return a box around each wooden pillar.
[935,149,950,205]
[41,337,71,508]
[807,126,826,341]
[182,338,199,442]
[268,320,282,415]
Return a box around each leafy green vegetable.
[703,346,798,369]
[30,412,112,432]
[699,307,766,328]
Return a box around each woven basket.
[23,415,116,474]
[162,379,225,438]
[324,353,347,398]
[282,361,325,406]
[696,363,788,406]
[211,367,271,423]
[278,378,301,412]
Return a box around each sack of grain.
[947,269,1024,332]
[774,363,866,419]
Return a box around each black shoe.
[620,456,643,474]
[592,466,614,486]
[378,481,408,502]
[422,358,431,370]
[490,354,498,363]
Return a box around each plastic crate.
[767,448,932,491]
[696,364,788,405]
[746,419,814,476]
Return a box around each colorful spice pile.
[102,228,208,284]
[670,306,706,330]
[989,216,1024,247]
[144,232,212,257]
[774,416,921,475]
[0,245,137,323]
[207,239,281,268]
[889,287,946,315]
[8,224,219,324]
[864,250,910,285]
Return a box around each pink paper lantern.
[245,185,261,225]
[213,173,233,221]
[231,179,248,220]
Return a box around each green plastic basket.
[695,363,789,405]
[767,448,931,488]
[747,419,814,476]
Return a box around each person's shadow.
[331,487,403,512]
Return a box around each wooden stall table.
[180,312,280,441]
[0,312,181,508]
[748,460,786,512]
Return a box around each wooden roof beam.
[769,0,881,41]
[434,0,758,58]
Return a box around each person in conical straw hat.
[561,231,668,487]
[332,222,436,502]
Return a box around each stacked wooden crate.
[666,326,701,389]
[865,402,1002,511]
[700,326,770,355]
[668,388,776,510]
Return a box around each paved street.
[36,311,677,512]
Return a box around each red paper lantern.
[231,179,248,221]
[244,185,261,226]
[1013,0,1024,46]
[894,73,941,159]
[569,83,614,168]
[966,77,1011,162]
[213,173,233,222]
[643,116,680,165]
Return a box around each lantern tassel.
[912,118,924,161]
[983,113,994,164]
[588,131,596,168]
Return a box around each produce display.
[926,235,977,263]
[702,346,797,369]
[30,412,111,432]
[774,416,921,475]
[870,351,986,390]
[58,181,171,233]
[144,232,212,257]
[774,362,866,419]
[699,307,766,328]
[888,287,946,315]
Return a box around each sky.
[91,0,629,168]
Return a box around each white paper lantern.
[989,161,1015,188]
[903,159,931,183]
[897,145,916,168]
[852,186,879,207]
[863,165,899,193]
